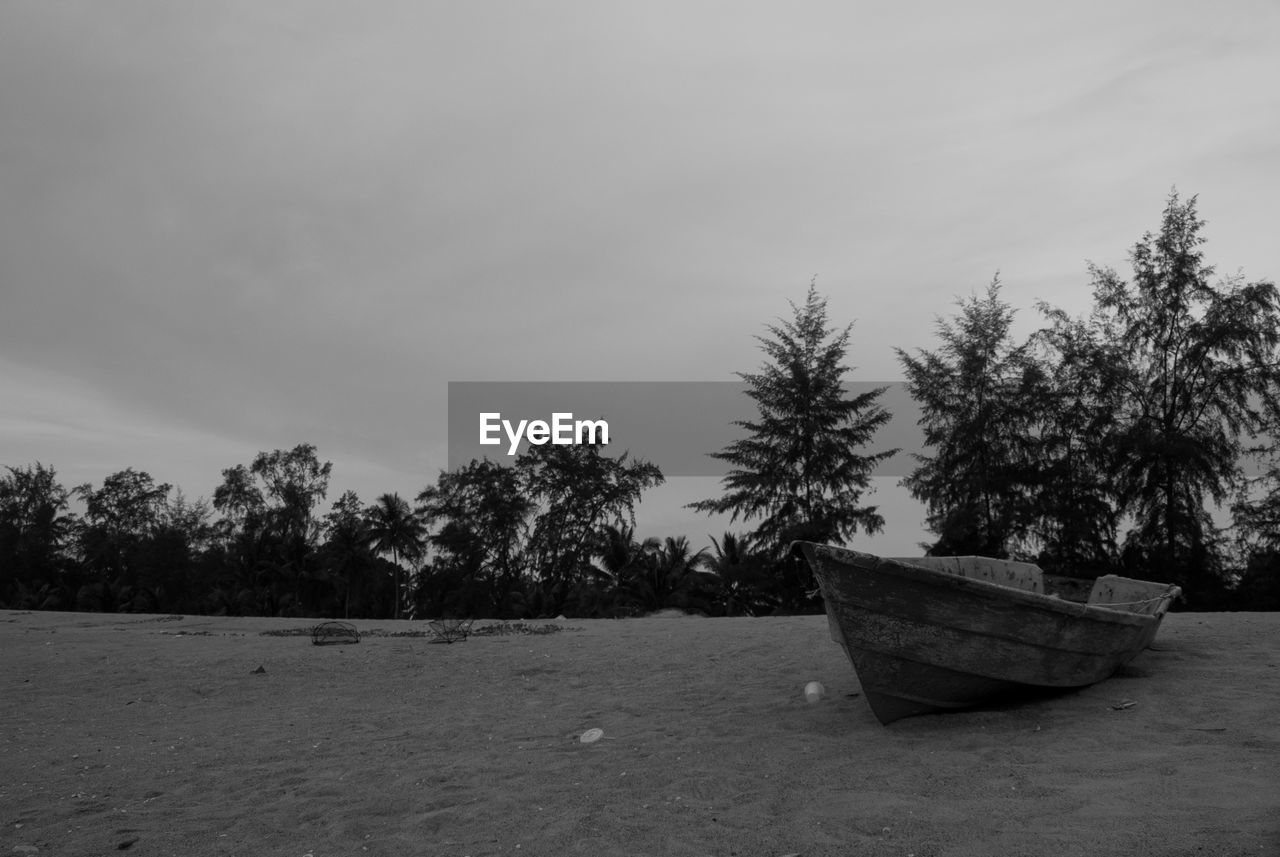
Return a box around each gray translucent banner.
[448,381,1271,479]
[448,381,923,477]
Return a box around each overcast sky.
[2,1,1278,554]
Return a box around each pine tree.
[690,282,896,557]
[1025,305,1125,576]
[1089,190,1280,597]
[896,277,1044,558]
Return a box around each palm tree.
[366,493,426,619]
[627,536,715,614]
[588,523,659,616]
[705,532,778,616]
[321,491,376,618]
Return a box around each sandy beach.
[2,609,1277,857]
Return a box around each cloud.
[2,0,1278,543]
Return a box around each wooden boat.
[792,542,1181,724]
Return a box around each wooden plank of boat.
[793,542,1181,724]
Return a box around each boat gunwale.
[796,542,1179,628]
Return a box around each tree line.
[3,190,1279,616]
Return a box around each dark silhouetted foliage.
[897,278,1043,559]
[690,282,896,611]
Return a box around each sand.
[1,609,1277,857]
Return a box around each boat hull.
[795,543,1180,724]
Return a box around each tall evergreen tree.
[1088,190,1280,597]
[1229,458,1280,610]
[1026,305,1126,575]
[690,282,896,557]
[897,277,1044,558]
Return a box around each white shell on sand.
[579,728,604,743]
